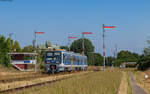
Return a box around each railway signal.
[33,31,45,51]
[68,36,77,52]
[82,32,93,71]
[102,24,116,71]
[68,34,77,71]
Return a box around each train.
[44,50,88,73]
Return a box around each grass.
[127,73,133,94]
[15,70,122,94]
[117,71,133,94]
[132,70,150,94]
[0,71,77,91]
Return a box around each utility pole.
[33,30,44,72]
[81,32,92,71]
[103,24,106,71]
[9,33,13,52]
[68,35,72,71]
[34,30,37,72]
[68,35,77,71]
[115,44,118,58]
[102,24,116,71]
[68,35,71,52]
[33,30,37,52]
[82,33,85,71]
[112,44,117,68]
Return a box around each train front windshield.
[46,52,61,61]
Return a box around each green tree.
[143,47,150,56]
[13,41,22,52]
[114,50,139,67]
[70,38,94,56]
[22,45,34,52]
[0,36,6,64]
[0,36,11,67]
[117,50,139,62]
[137,40,150,70]
[106,56,115,66]
[60,46,69,51]
[6,38,14,52]
[70,38,97,66]
[137,54,150,70]
[87,53,103,66]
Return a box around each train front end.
[44,51,62,73]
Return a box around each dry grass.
[15,70,122,94]
[127,72,133,94]
[118,71,133,94]
[132,70,150,94]
[87,66,103,71]
[0,65,43,81]
[0,71,89,91]
[118,72,128,94]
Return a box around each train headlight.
[56,62,59,64]
[46,61,50,63]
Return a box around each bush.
[40,63,44,70]
[137,55,150,70]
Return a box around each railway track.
[0,71,95,94]
[0,72,49,84]
[0,74,48,83]
[0,76,71,94]
[0,71,77,84]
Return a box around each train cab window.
[47,52,53,56]
[53,57,57,61]
[54,52,61,56]
[46,58,53,60]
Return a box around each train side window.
[84,58,86,65]
[66,56,67,62]
[74,56,77,64]
[69,55,71,62]
[72,56,75,63]
[65,55,68,63]
[78,57,80,65]
[63,55,65,63]
[67,55,70,62]
[63,55,66,64]
[86,58,87,65]
[46,58,52,60]
[79,57,82,65]
[77,57,79,63]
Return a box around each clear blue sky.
[0,0,149,56]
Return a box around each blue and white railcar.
[44,50,87,73]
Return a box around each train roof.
[46,49,66,51]
[8,53,37,55]
[62,51,87,58]
[46,50,87,57]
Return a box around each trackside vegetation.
[16,71,122,94]
[0,35,21,67]
[0,34,150,70]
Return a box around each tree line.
[0,35,21,67]
[61,38,150,70]
[0,35,149,70]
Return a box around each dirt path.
[118,72,128,94]
[129,73,147,94]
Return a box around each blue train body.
[44,50,88,73]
